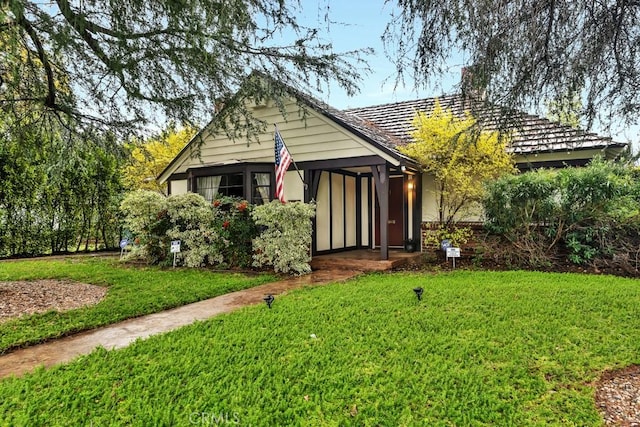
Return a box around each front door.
[375,176,404,247]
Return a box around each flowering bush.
[165,193,217,267]
[211,196,258,268]
[252,201,316,274]
[120,190,168,263]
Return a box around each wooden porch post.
[413,172,423,249]
[371,164,389,260]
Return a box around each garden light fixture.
[413,287,424,301]
[263,294,275,309]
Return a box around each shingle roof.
[346,94,627,155]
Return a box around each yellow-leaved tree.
[400,101,516,225]
[123,124,196,194]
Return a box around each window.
[196,171,272,203]
[252,173,271,205]
[197,173,243,201]
[217,173,244,198]
[196,176,221,202]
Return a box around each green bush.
[252,201,316,274]
[165,193,217,267]
[120,190,168,263]
[483,158,640,267]
[121,192,315,273]
[211,196,258,268]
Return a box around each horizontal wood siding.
[171,99,391,175]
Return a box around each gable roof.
[346,95,627,156]
[160,78,628,183]
[158,77,420,183]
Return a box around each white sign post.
[446,247,461,269]
[170,240,181,268]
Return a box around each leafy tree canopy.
[122,123,195,194]
[0,1,366,137]
[399,101,516,225]
[545,91,582,129]
[385,1,640,129]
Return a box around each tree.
[385,1,640,129]
[0,111,124,257]
[123,124,195,194]
[399,101,516,225]
[545,91,582,129]
[1,1,366,136]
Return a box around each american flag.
[274,127,292,203]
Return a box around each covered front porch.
[302,158,422,261]
[310,249,423,272]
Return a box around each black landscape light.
[413,287,424,301]
[263,294,275,309]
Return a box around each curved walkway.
[0,269,361,380]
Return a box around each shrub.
[165,193,216,267]
[120,190,168,263]
[423,225,473,249]
[211,196,258,268]
[252,201,316,275]
[482,158,640,268]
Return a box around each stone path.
[0,269,361,379]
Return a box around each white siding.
[163,98,399,179]
[345,176,357,247]
[315,172,330,251]
[331,173,345,249]
[170,179,188,196]
[284,170,304,202]
[421,173,484,223]
[422,173,439,222]
[360,176,370,247]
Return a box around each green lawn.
[1,270,639,426]
[0,258,275,354]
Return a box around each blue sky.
[293,0,463,109]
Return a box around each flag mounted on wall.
[274,126,293,203]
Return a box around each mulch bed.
[0,280,107,323]
[596,365,640,426]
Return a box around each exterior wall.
[165,98,398,178]
[514,149,613,167]
[284,170,305,202]
[169,179,188,196]
[314,171,362,253]
[421,173,440,222]
[315,172,331,251]
[331,173,345,248]
[360,176,370,247]
[345,176,357,247]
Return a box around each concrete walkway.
[0,269,361,379]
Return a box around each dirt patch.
[596,365,640,426]
[0,280,107,323]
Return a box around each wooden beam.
[371,164,389,260]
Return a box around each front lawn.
[1,270,639,425]
[0,258,275,354]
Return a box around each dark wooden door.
[375,177,404,247]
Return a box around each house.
[158,79,627,260]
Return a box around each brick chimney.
[461,65,487,101]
